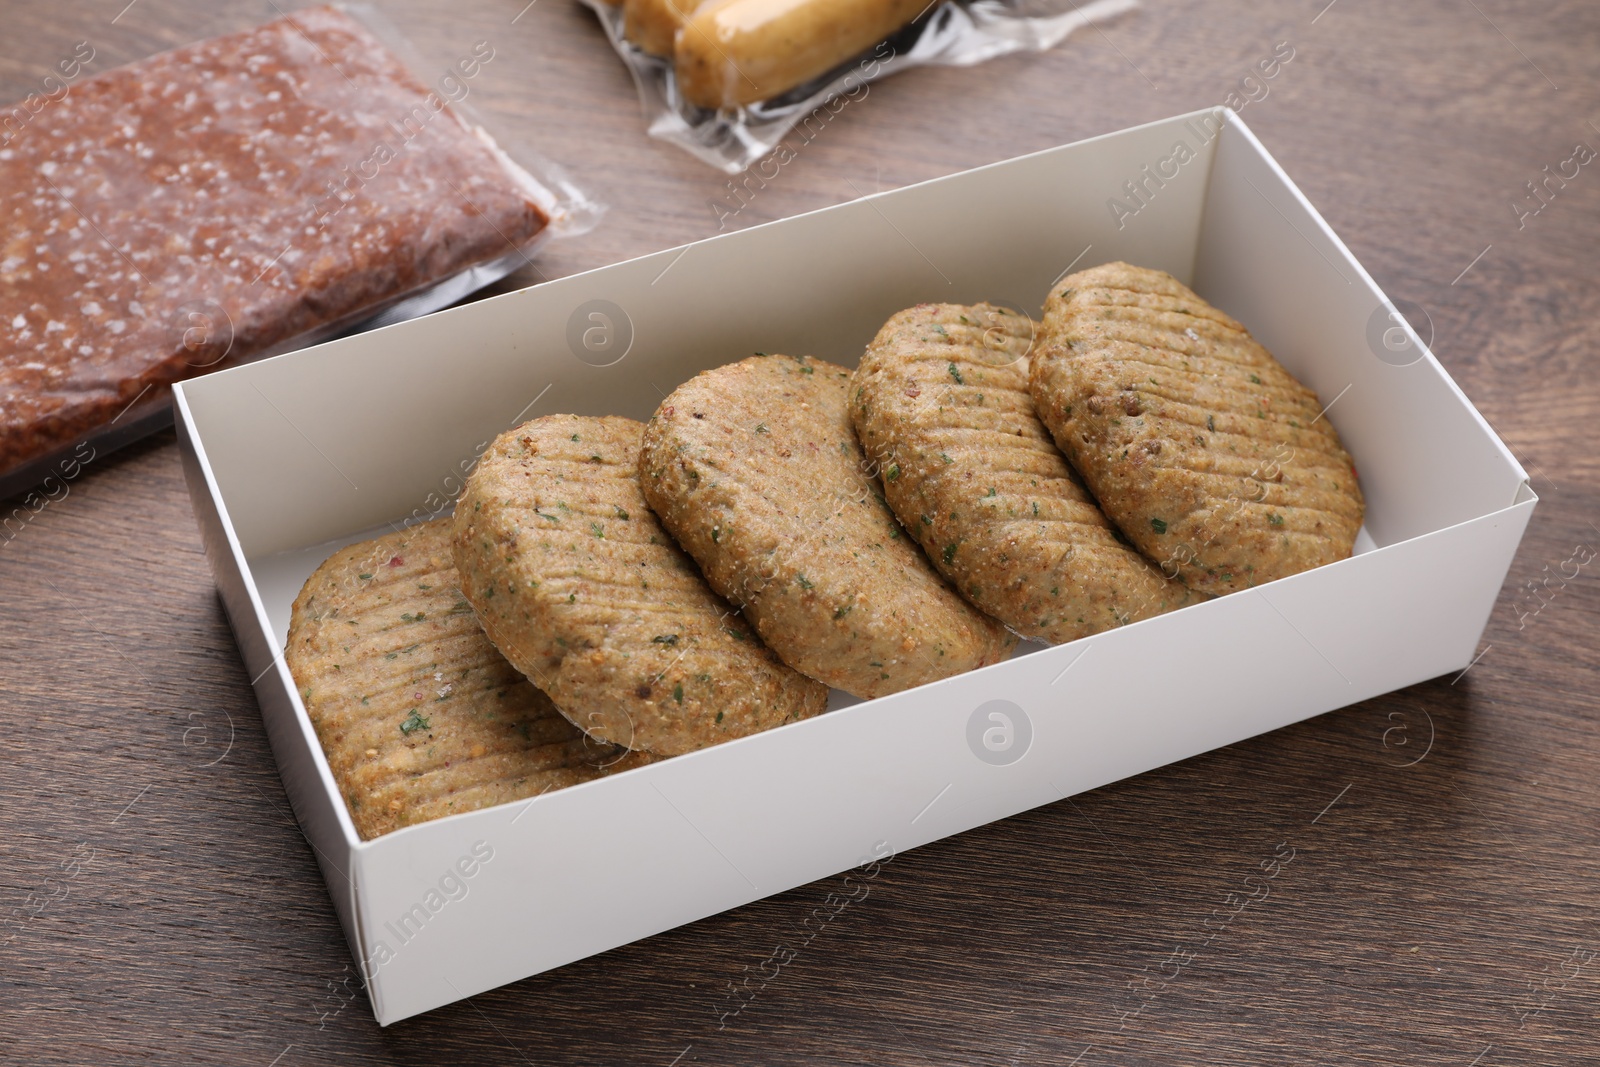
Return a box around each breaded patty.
[638,354,1016,698]
[286,521,648,841]
[1032,262,1364,595]
[452,415,827,756]
[852,302,1197,642]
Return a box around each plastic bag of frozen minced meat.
[579,0,1139,172]
[0,3,599,500]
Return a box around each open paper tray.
[174,108,1535,1025]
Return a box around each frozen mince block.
[0,5,549,482]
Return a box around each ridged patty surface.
[639,354,1015,698]
[452,414,827,756]
[852,302,1197,642]
[1032,262,1364,595]
[286,521,647,840]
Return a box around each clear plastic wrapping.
[0,3,599,500]
[581,0,1140,173]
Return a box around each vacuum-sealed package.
[0,4,598,499]
[580,0,1140,172]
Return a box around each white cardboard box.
[174,108,1535,1025]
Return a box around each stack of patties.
[845,262,1363,640]
[639,353,1016,698]
[288,415,830,839]
[284,259,1366,839]
[851,301,1197,643]
[450,414,828,757]
[285,521,653,841]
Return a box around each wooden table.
[3,1,1597,1063]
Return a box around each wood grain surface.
[3,1,1598,1064]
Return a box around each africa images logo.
[361,840,494,974]
[966,699,1033,766]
